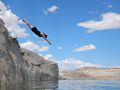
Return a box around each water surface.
[0,80,120,90]
[58,80,120,90]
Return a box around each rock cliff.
[21,48,58,81]
[0,19,27,84]
[0,18,58,89]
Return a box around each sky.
[0,0,120,70]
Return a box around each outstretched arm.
[44,38,52,45]
[22,19,33,29]
[40,33,52,45]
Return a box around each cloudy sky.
[0,0,120,70]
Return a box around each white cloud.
[57,46,63,50]
[108,4,113,8]
[44,54,53,59]
[78,12,120,33]
[105,2,113,8]
[20,41,49,52]
[0,1,29,38]
[47,5,58,13]
[74,44,96,52]
[55,58,101,70]
[43,5,58,15]
[18,19,24,25]
[42,54,101,70]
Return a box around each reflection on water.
[0,80,120,90]
[58,80,120,90]
[0,80,58,90]
[27,81,58,90]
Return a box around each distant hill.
[59,67,120,80]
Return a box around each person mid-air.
[22,19,52,45]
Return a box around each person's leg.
[22,19,33,29]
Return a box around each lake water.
[0,80,120,90]
[58,80,120,90]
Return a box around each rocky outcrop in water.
[0,18,58,90]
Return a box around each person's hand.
[49,42,52,45]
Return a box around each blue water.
[58,80,120,90]
[0,80,120,90]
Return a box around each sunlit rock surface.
[0,18,58,90]
[21,48,58,81]
[0,18,27,84]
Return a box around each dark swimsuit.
[31,27,42,37]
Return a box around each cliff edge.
[0,18,58,89]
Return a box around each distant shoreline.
[59,67,120,80]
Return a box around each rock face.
[0,19,27,84]
[21,48,58,81]
[60,67,120,80]
[0,18,58,89]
